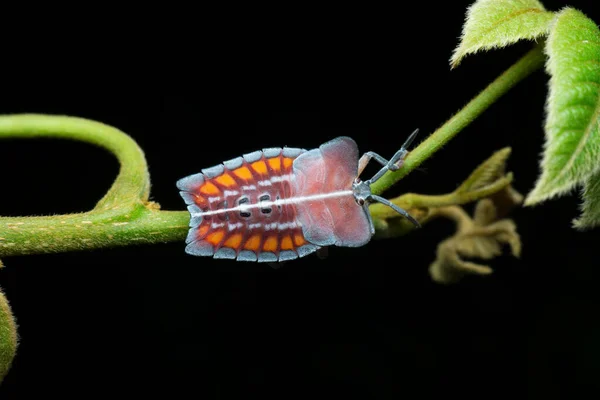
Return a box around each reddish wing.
[292,136,373,247]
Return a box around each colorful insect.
[176,130,421,263]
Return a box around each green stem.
[0,114,189,258]
[0,114,150,210]
[371,44,546,196]
[0,288,17,383]
[0,209,189,257]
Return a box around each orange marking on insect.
[244,234,261,251]
[206,230,224,246]
[223,232,243,249]
[267,157,282,172]
[215,173,237,187]
[251,160,268,175]
[197,225,210,239]
[281,235,294,250]
[200,181,220,195]
[263,236,278,252]
[283,157,293,169]
[194,195,208,208]
[293,233,306,247]
[233,166,253,180]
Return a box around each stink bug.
[176,130,421,263]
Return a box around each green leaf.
[524,8,600,205]
[450,0,555,68]
[455,147,512,193]
[573,170,600,229]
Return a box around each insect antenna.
[369,194,421,228]
[401,128,420,149]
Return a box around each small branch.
[370,44,546,196]
[371,172,512,220]
[0,209,189,257]
[431,205,473,231]
[0,114,150,210]
[0,114,189,258]
[370,146,517,239]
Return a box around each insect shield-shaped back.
[176,145,320,263]
[292,136,374,247]
[176,136,376,263]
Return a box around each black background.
[1,1,599,398]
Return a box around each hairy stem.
[0,209,189,257]
[0,288,17,383]
[371,44,546,196]
[0,114,189,258]
[0,114,149,209]
[370,172,512,219]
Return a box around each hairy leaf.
[429,199,522,284]
[525,8,600,205]
[451,0,555,68]
[456,147,511,193]
[573,170,600,229]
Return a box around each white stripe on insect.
[264,222,279,231]
[192,190,354,218]
[228,222,244,231]
[277,221,298,230]
[270,174,293,183]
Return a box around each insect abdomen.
[177,146,320,262]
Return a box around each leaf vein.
[553,95,600,183]
[475,8,546,41]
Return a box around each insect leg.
[369,195,421,228]
[363,204,376,235]
[364,129,419,184]
[358,151,392,176]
